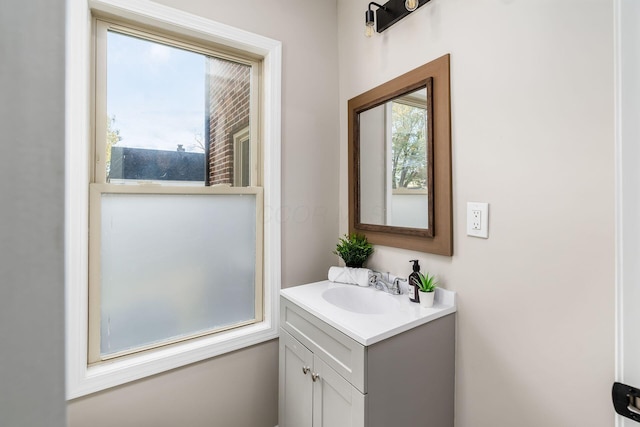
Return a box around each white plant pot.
[418,290,435,308]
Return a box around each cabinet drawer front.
[281,299,366,393]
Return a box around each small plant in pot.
[416,272,438,308]
[334,233,374,268]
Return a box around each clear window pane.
[105,31,253,187]
[391,100,427,191]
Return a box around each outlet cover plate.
[467,202,489,238]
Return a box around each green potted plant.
[333,234,374,268]
[416,271,438,308]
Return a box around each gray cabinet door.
[312,355,366,427]
[279,330,313,427]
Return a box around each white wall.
[360,105,386,224]
[0,0,67,426]
[617,0,640,415]
[67,0,339,426]
[338,1,615,426]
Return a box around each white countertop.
[280,280,457,346]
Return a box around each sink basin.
[322,286,398,314]
[281,280,457,345]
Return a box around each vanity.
[278,281,456,427]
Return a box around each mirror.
[348,54,452,255]
[358,84,433,232]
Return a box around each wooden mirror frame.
[348,54,452,255]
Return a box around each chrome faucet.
[368,271,406,295]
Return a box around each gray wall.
[0,1,67,426]
[68,0,340,426]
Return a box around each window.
[390,96,428,192]
[389,90,429,229]
[89,20,263,363]
[66,0,281,398]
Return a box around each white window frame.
[233,126,251,187]
[66,0,281,399]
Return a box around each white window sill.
[68,321,278,399]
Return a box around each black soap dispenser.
[408,260,421,303]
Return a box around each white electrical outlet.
[471,210,481,230]
[467,202,489,238]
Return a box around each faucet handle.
[392,277,407,295]
[368,270,381,287]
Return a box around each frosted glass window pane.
[100,193,256,357]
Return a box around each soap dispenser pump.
[408,260,421,303]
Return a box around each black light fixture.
[405,0,419,11]
[364,0,431,37]
[365,3,381,38]
[365,2,387,38]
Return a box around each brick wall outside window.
[207,57,251,185]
